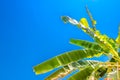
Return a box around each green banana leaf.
[94,67,107,78]
[45,60,102,80]
[68,63,106,80]
[68,66,95,80]
[70,38,102,51]
[33,49,103,75]
[45,66,71,80]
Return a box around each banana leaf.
[33,49,103,75]
[45,66,71,80]
[68,66,95,80]
[45,60,101,80]
[70,38,102,51]
[68,63,106,80]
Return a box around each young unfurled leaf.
[80,18,89,28]
[92,19,97,26]
[86,6,97,27]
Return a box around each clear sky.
[0,0,120,80]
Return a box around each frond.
[33,49,103,75]
[68,66,96,80]
[85,5,96,29]
[45,66,71,80]
[45,60,102,80]
[70,38,102,51]
[68,62,107,80]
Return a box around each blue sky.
[0,0,120,80]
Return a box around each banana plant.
[33,6,120,80]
